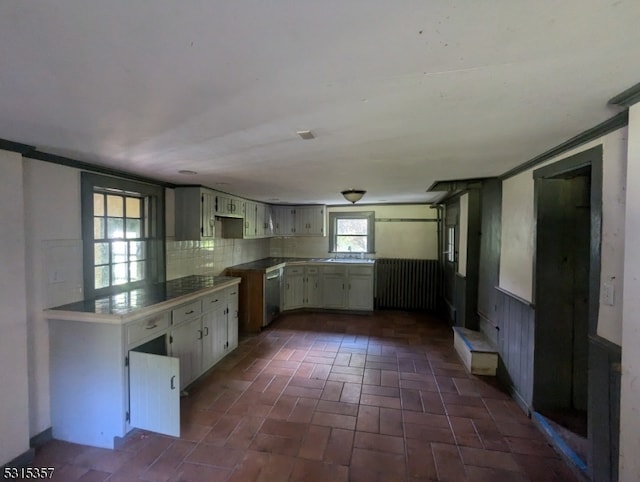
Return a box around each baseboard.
[30,427,52,448]
[1,448,35,469]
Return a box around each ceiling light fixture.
[296,130,315,140]
[178,169,198,175]
[341,189,366,204]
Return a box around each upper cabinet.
[214,192,244,218]
[174,186,324,239]
[174,187,216,240]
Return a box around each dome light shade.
[341,189,366,203]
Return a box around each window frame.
[81,172,165,299]
[328,211,375,254]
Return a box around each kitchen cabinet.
[244,201,258,238]
[320,264,374,310]
[284,266,321,309]
[45,276,241,449]
[174,187,216,240]
[215,192,244,218]
[257,203,273,237]
[273,205,295,236]
[295,206,326,236]
[284,266,305,310]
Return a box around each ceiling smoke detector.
[296,130,315,140]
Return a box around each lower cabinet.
[284,266,322,310]
[47,280,241,449]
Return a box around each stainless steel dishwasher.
[264,268,282,327]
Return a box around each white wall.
[619,104,640,482]
[458,193,469,276]
[498,128,627,346]
[271,204,438,259]
[0,150,30,465]
[23,160,83,437]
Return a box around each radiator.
[375,258,441,311]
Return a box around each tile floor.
[30,311,579,481]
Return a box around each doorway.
[533,152,599,472]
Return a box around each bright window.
[329,211,375,253]
[82,173,165,298]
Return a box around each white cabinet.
[174,187,216,240]
[244,201,258,238]
[318,264,374,310]
[46,278,241,449]
[295,206,326,236]
[306,267,320,307]
[215,192,244,218]
[346,266,375,310]
[273,205,295,236]
[284,266,305,310]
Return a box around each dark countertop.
[225,257,306,271]
[46,275,240,317]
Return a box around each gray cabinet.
[284,266,305,310]
[321,267,348,309]
[174,187,216,240]
[346,266,374,310]
[46,279,241,449]
[295,206,325,236]
[215,192,244,218]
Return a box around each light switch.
[603,282,615,306]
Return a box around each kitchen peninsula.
[43,275,240,449]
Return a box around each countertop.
[226,257,376,272]
[44,275,241,323]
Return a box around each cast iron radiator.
[375,258,441,311]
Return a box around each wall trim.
[0,138,35,155]
[499,111,628,180]
[495,285,534,308]
[29,427,52,448]
[608,81,640,108]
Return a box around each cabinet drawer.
[306,267,319,275]
[202,291,225,312]
[285,266,304,275]
[348,266,374,276]
[127,312,170,346]
[172,300,202,325]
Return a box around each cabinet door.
[306,273,320,307]
[201,311,216,370]
[309,206,325,236]
[274,206,294,236]
[284,269,305,310]
[227,288,239,351]
[201,191,216,238]
[262,205,274,237]
[170,317,202,389]
[347,274,374,310]
[244,201,257,238]
[212,305,228,362]
[129,351,180,438]
[321,273,347,309]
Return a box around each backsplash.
[166,238,270,280]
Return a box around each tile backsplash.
[166,238,270,280]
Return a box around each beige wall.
[620,104,640,481]
[499,128,627,346]
[0,150,30,464]
[271,204,438,259]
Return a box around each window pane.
[93,193,104,216]
[112,263,128,285]
[126,197,141,218]
[129,241,145,261]
[125,219,141,239]
[130,261,145,282]
[337,218,367,235]
[106,195,124,217]
[112,241,128,263]
[94,266,109,289]
[94,243,109,265]
[107,218,124,238]
[336,235,367,252]
[94,218,105,239]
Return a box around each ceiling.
[1,1,639,205]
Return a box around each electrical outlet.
[603,282,615,306]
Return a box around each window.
[329,211,375,253]
[82,173,165,298]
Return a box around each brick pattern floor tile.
[28,311,580,481]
